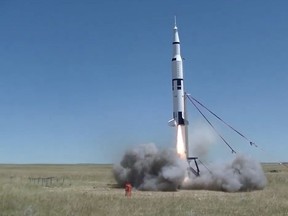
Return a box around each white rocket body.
[168,21,190,159]
[168,23,188,127]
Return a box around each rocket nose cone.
[174,31,180,43]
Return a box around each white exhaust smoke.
[189,122,217,159]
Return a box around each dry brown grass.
[0,163,287,216]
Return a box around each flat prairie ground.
[0,163,287,216]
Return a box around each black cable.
[186,94,288,171]
[198,159,213,174]
[189,95,257,147]
[186,94,236,154]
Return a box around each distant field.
[0,163,287,216]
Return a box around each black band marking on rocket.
[173,42,180,44]
[172,79,183,90]
[178,112,185,125]
[177,79,182,90]
[172,58,176,61]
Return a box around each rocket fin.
[168,119,177,127]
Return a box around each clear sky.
[0,0,287,164]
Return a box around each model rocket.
[168,19,200,175]
[168,19,188,128]
[168,18,190,160]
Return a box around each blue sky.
[0,0,287,163]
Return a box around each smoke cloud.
[182,154,267,192]
[189,122,217,158]
[113,143,186,191]
[113,145,267,192]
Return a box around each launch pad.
[187,157,200,176]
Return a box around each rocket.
[168,19,200,175]
[168,19,188,128]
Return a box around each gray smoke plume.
[113,143,186,191]
[182,154,267,192]
[113,144,267,192]
[185,121,267,191]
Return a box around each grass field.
[0,163,287,216]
